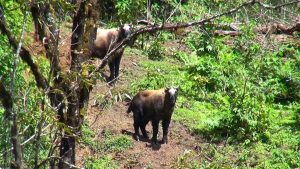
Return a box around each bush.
[145,34,167,61]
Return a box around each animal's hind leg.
[133,111,141,141]
[140,119,149,139]
[133,122,140,141]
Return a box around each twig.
[0,124,52,157]
[166,0,183,22]
[36,156,83,169]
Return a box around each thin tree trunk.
[30,2,45,42]
[9,11,28,169]
[0,81,22,169]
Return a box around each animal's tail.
[126,102,132,113]
[125,94,132,113]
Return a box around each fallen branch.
[93,0,300,73]
[92,0,256,74]
[214,30,240,36]
[257,0,300,9]
[255,21,300,35]
[214,21,300,37]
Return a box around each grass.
[81,124,133,168]
[82,125,132,153]
[123,46,300,168]
[98,134,133,153]
[85,155,118,169]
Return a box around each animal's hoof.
[143,135,149,140]
[107,76,116,84]
[133,134,140,141]
[151,138,158,145]
[160,138,168,144]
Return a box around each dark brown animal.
[91,24,131,83]
[127,87,178,144]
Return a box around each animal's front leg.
[161,118,171,144]
[99,60,108,69]
[151,119,159,144]
[114,55,122,80]
[108,61,115,83]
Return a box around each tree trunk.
[0,81,22,169]
[30,2,45,42]
[59,0,102,167]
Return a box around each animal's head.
[119,24,132,39]
[165,87,179,105]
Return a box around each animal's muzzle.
[169,95,176,105]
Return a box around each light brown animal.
[91,24,131,83]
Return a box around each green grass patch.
[81,123,96,147]
[81,124,132,153]
[85,155,118,169]
[98,134,133,153]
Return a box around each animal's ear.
[165,87,170,93]
[175,86,179,93]
[118,23,123,30]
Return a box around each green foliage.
[146,36,166,60]
[185,27,217,56]
[172,150,201,169]
[81,123,96,146]
[144,33,173,61]
[129,58,183,94]
[115,0,146,22]
[85,155,118,169]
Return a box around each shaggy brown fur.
[127,87,178,144]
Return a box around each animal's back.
[92,28,118,58]
[128,89,165,115]
[136,89,164,103]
